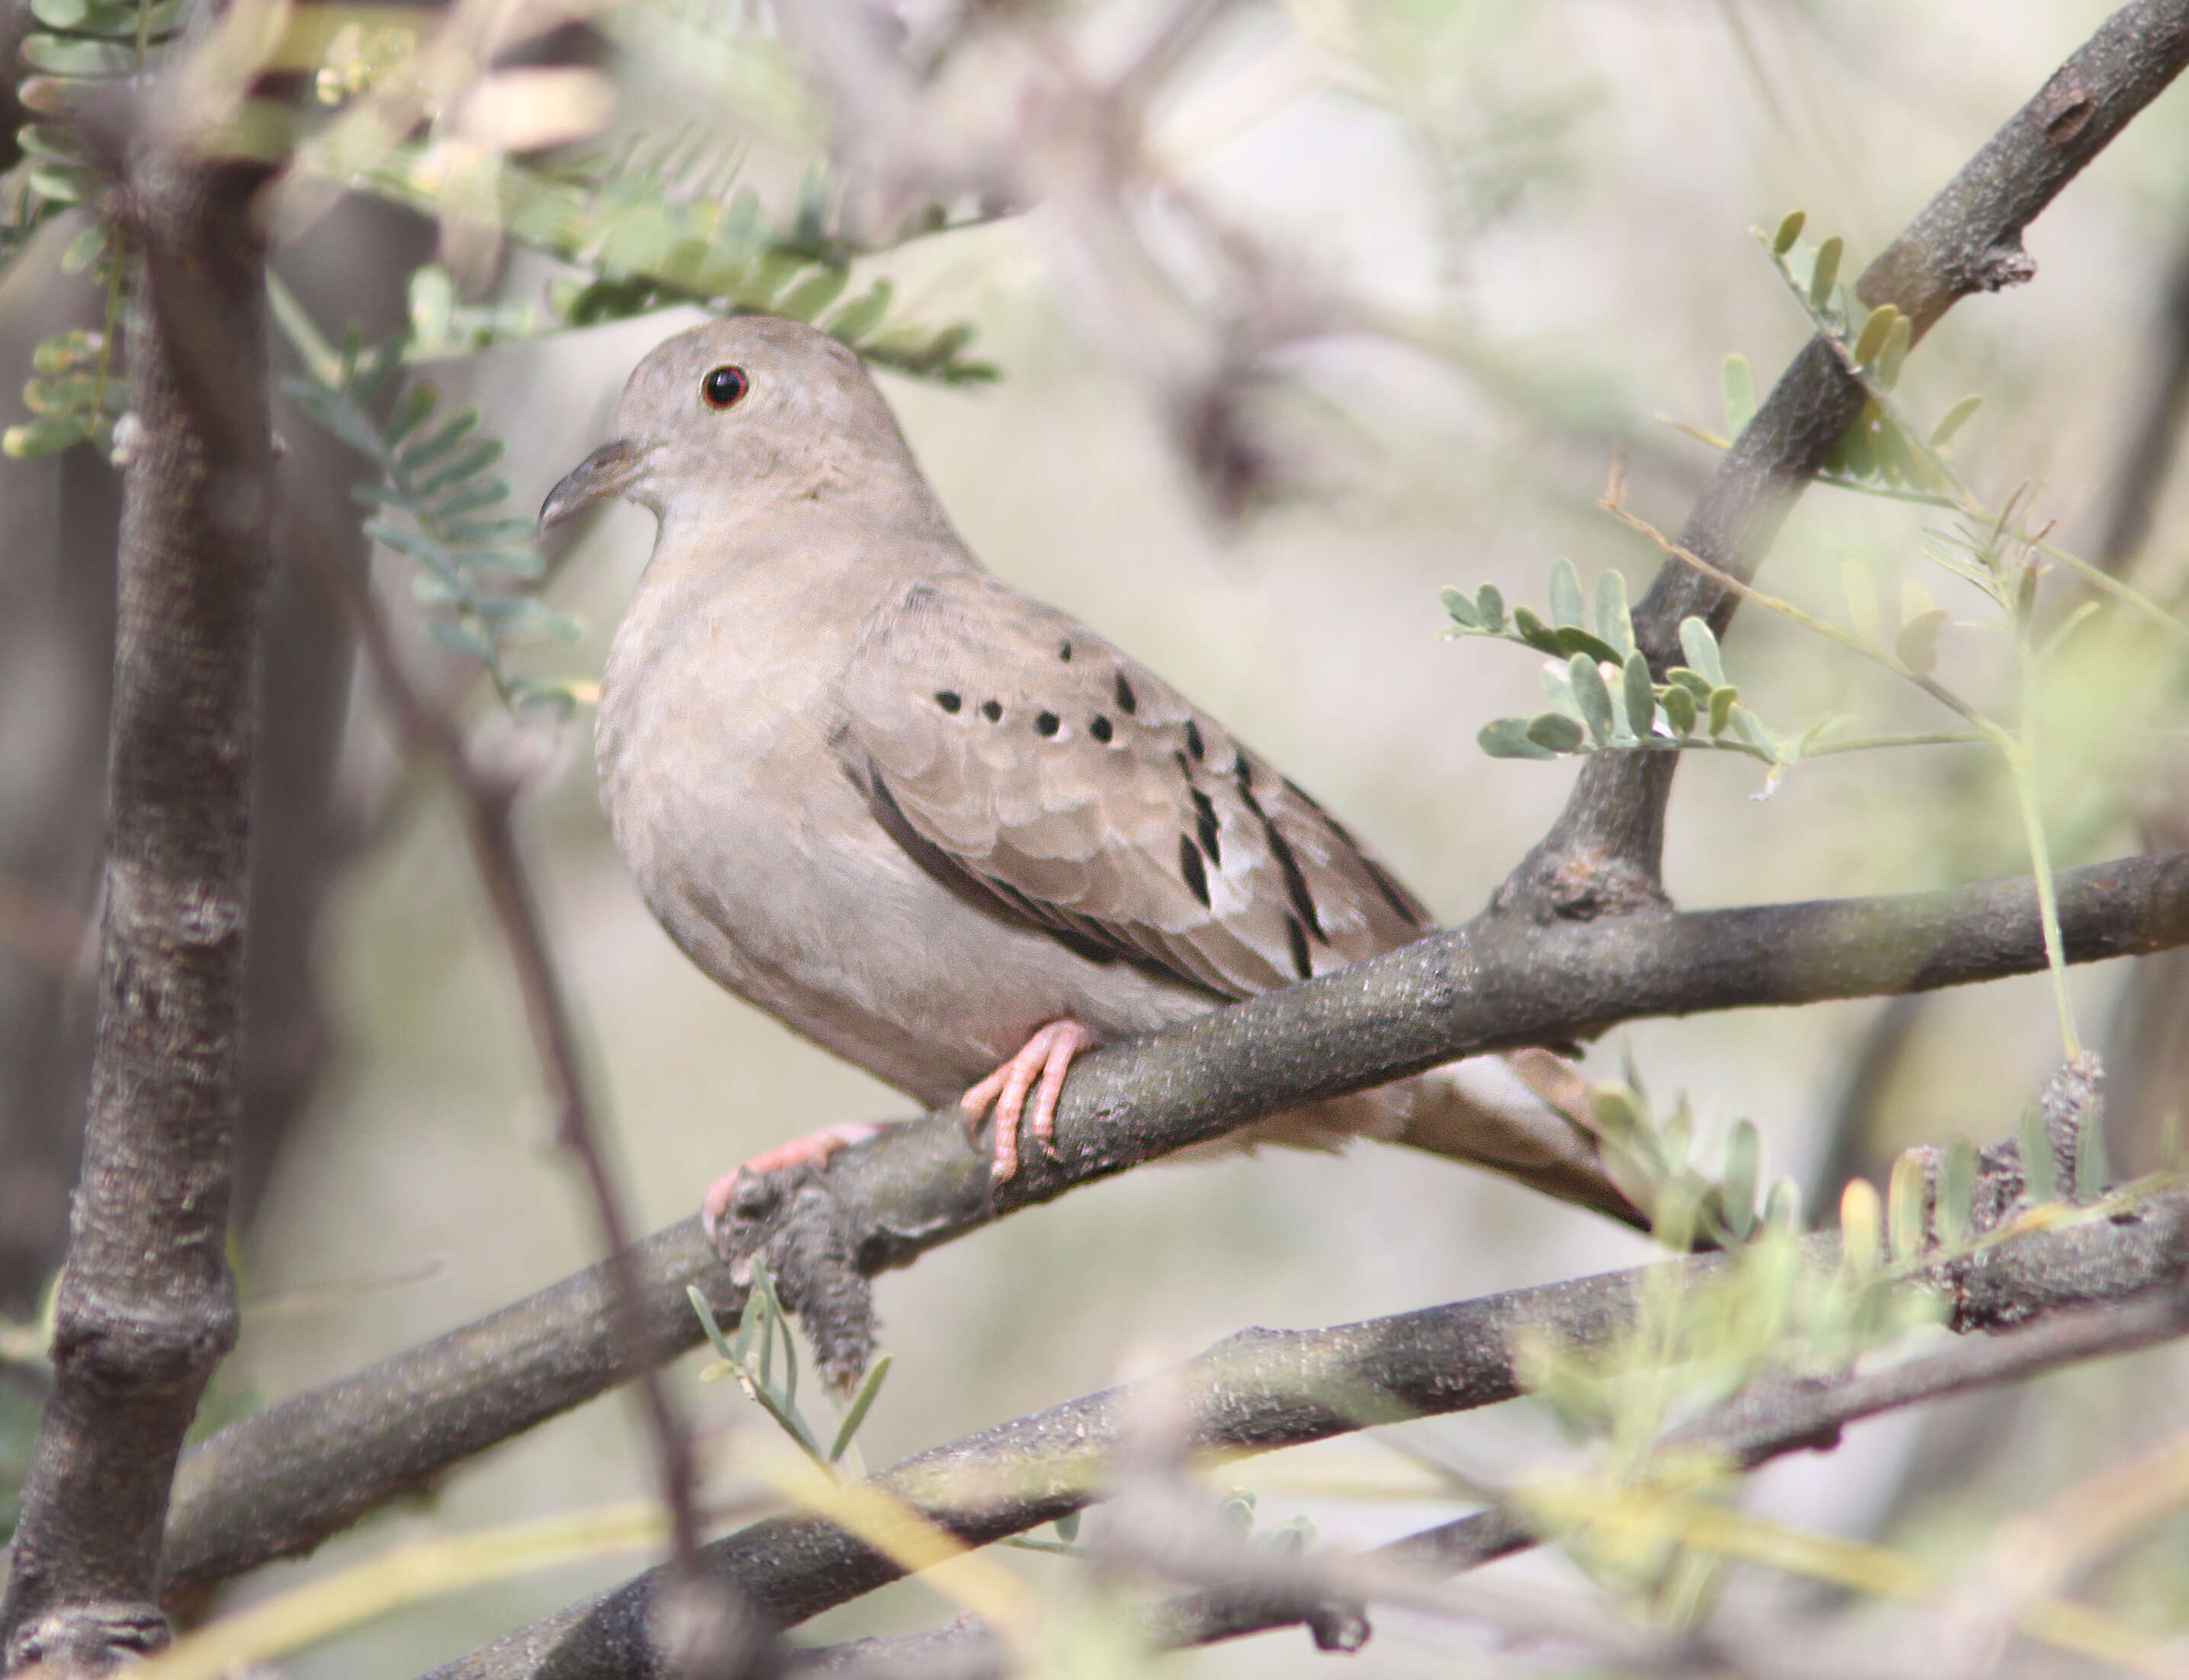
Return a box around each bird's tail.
[1173,1050,1649,1230]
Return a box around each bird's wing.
[837,572,1434,1001]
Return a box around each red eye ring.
[702,365,749,409]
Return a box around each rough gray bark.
[0,152,276,1672]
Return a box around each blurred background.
[5,0,2189,1672]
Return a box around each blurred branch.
[796,1276,2189,1677]
[426,1188,2189,1680]
[163,845,2189,1597]
[1495,0,2189,920]
[2092,223,2189,571]
[0,146,277,1670]
[326,553,769,1672]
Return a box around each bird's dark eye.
[701,366,749,409]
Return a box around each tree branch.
[796,1268,2189,1678]
[162,846,2189,1599]
[0,149,277,1671]
[425,1189,2189,1680]
[1495,0,2189,919]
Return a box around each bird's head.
[539,315,920,531]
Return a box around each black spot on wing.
[1091,715,1113,742]
[935,690,962,713]
[1285,915,1312,980]
[982,699,1003,721]
[1360,856,1428,927]
[1184,720,1205,761]
[1036,710,1060,737]
[1189,787,1221,865]
[1178,835,1210,907]
[1114,673,1137,713]
[1283,777,1428,928]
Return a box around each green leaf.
[428,476,511,521]
[1622,652,1655,738]
[2075,1098,2109,1204]
[1478,717,1556,760]
[1677,617,1725,686]
[1510,604,1563,655]
[1886,1149,1927,1260]
[1937,1140,1976,1243]
[1524,712,1586,754]
[1838,1177,1880,1274]
[1548,558,1585,628]
[825,280,893,345]
[397,406,479,473]
[1851,304,1898,369]
[2,413,85,457]
[1808,234,1843,310]
[1661,682,1696,736]
[1764,1175,1802,1233]
[1707,686,1738,736]
[1876,313,1912,389]
[427,615,494,661]
[26,161,96,205]
[1665,667,1713,701]
[1719,1120,1758,1242]
[1569,652,1614,745]
[1896,607,1947,672]
[776,265,851,322]
[1722,353,1755,435]
[385,383,439,445]
[59,220,108,274]
[1771,210,1806,255]
[20,33,133,74]
[2019,1101,2058,1203]
[1930,394,1982,450]
[1593,569,1633,657]
[1475,584,1506,633]
[29,0,88,27]
[1440,585,1480,628]
[685,1284,736,1361]
[1549,625,1624,664]
[414,438,505,497]
[827,1351,892,1462]
[1732,704,1777,759]
[408,264,457,347]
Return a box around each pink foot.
[701,1121,886,1240]
[960,1020,1097,1182]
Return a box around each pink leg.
[960,1019,1097,1182]
[701,1121,886,1240]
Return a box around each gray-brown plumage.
[543,316,1636,1224]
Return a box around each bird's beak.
[539,439,645,530]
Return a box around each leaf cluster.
[1444,560,1793,769]
[688,1274,891,1475]
[282,325,582,711]
[367,141,996,383]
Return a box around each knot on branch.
[3,1601,171,1675]
[715,1172,876,1388]
[1489,841,1671,924]
[50,1281,239,1388]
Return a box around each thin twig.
[326,560,748,1659]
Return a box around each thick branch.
[428,1193,2189,1680]
[162,847,2189,1598]
[0,155,275,1672]
[1497,0,2189,919]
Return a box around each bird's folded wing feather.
[837,573,1434,1000]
